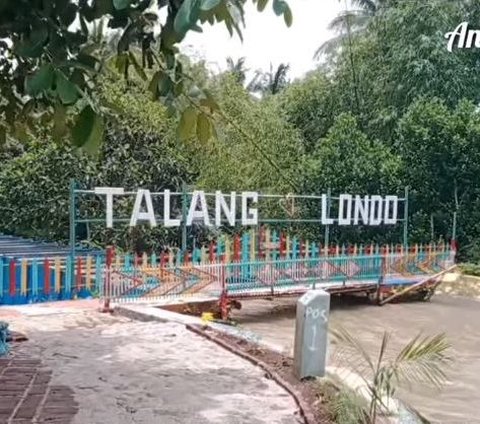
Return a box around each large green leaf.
[272,0,288,16]
[158,73,173,96]
[113,0,130,10]
[59,3,77,27]
[200,0,221,11]
[178,107,197,140]
[56,72,79,105]
[15,25,49,58]
[83,112,104,155]
[52,103,67,142]
[71,105,104,154]
[174,0,201,38]
[257,0,268,12]
[26,64,55,96]
[283,5,292,27]
[196,112,211,143]
[148,71,162,99]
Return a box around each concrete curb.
[186,323,317,424]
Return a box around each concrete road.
[234,294,480,424]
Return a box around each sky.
[179,0,344,80]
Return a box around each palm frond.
[351,0,378,13]
[271,63,290,94]
[313,35,347,59]
[327,10,371,33]
[332,327,452,423]
[393,333,451,389]
[331,326,376,373]
[375,331,390,371]
[333,388,370,424]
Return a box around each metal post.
[181,182,187,253]
[101,246,114,312]
[403,186,409,250]
[324,188,331,256]
[452,211,457,241]
[69,179,76,293]
[452,211,458,262]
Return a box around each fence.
[0,254,105,304]
[106,246,455,304]
[0,237,454,305]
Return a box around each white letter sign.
[163,189,180,227]
[369,195,383,226]
[215,191,236,227]
[130,189,156,227]
[187,191,211,226]
[353,195,370,225]
[338,194,353,225]
[241,192,258,225]
[321,194,333,225]
[95,187,124,228]
[383,195,398,225]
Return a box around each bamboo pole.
[379,265,457,306]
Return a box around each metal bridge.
[104,246,456,317]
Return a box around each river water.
[232,294,480,424]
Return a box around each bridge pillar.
[293,289,330,379]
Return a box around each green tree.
[196,74,303,194]
[314,0,385,59]
[0,0,292,149]
[306,113,400,194]
[226,56,248,85]
[0,69,196,250]
[248,63,290,96]
[396,98,480,246]
[278,72,338,152]
[302,113,401,243]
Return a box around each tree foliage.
[278,72,338,152]
[195,74,303,193]
[2,0,480,259]
[0,0,292,150]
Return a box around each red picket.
[9,259,16,296]
[106,246,114,268]
[209,241,215,262]
[233,235,241,262]
[76,257,83,291]
[259,226,265,259]
[44,258,51,295]
[280,233,286,257]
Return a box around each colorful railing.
[0,234,454,305]
[0,255,105,304]
[106,249,455,303]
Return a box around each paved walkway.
[0,301,299,424]
[0,356,78,424]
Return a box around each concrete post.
[293,289,330,379]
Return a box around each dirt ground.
[232,291,480,424]
[1,301,300,424]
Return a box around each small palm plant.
[330,327,451,423]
